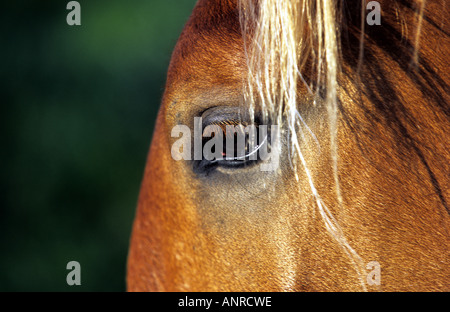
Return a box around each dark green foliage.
[0,0,196,291]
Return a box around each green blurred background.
[0,0,196,291]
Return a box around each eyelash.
[193,120,268,174]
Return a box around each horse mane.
[238,0,448,290]
[239,0,343,178]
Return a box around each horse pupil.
[202,122,260,161]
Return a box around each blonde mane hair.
[239,0,340,171]
[238,0,426,290]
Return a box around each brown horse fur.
[127,0,449,291]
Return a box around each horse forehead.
[166,0,246,93]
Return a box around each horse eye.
[192,107,268,174]
[194,122,264,174]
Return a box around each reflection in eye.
[193,106,272,174]
[201,119,268,166]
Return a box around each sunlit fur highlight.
[238,0,426,290]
